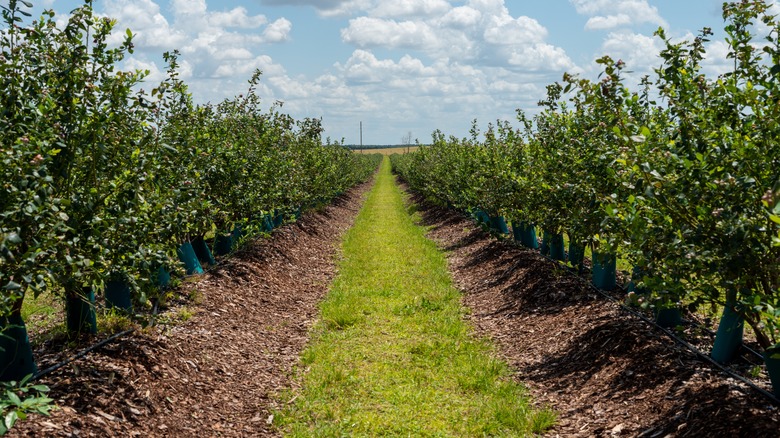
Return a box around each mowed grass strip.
[275,157,555,437]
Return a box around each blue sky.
[24,0,769,144]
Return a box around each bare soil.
[9,179,371,438]
[412,191,780,437]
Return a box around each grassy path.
[275,157,554,436]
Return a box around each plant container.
[214,233,233,256]
[489,215,509,235]
[177,241,204,275]
[548,233,565,261]
[105,278,133,312]
[157,266,171,288]
[66,287,97,335]
[711,301,744,364]
[473,209,490,226]
[568,241,585,270]
[541,231,551,256]
[592,251,617,290]
[513,222,538,249]
[192,236,216,266]
[263,214,274,232]
[764,345,780,398]
[273,210,284,228]
[654,306,682,328]
[0,304,36,381]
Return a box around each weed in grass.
[97,309,134,334]
[175,307,194,323]
[188,287,203,305]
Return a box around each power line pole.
[360,121,363,154]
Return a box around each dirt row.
[412,191,780,437]
[10,179,372,437]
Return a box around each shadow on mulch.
[407,188,780,437]
[10,179,374,438]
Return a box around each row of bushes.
[392,0,780,368]
[0,0,380,380]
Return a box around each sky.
[21,0,778,145]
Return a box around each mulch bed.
[9,179,372,438]
[412,191,780,437]
[12,174,780,437]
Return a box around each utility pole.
[360,121,363,154]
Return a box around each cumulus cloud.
[585,14,632,30]
[370,0,451,18]
[79,0,580,143]
[570,0,667,30]
[341,17,438,49]
[341,0,574,72]
[261,0,372,17]
[600,31,664,72]
[209,7,268,28]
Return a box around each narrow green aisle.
[276,157,554,437]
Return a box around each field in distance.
[351,146,419,155]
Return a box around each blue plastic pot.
[542,231,566,261]
[273,210,284,228]
[489,216,509,235]
[472,209,490,226]
[66,287,97,335]
[0,311,37,381]
[516,223,538,249]
[592,251,617,290]
[263,214,274,232]
[157,266,171,287]
[568,241,585,270]
[105,279,133,312]
[654,306,682,328]
[541,231,551,256]
[192,236,216,266]
[214,233,233,256]
[764,345,780,398]
[177,242,204,275]
[711,301,744,364]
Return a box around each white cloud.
[209,7,268,28]
[440,6,482,28]
[76,0,581,143]
[340,0,574,73]
[585,14,632,30]
[103,0,188,50]
[170,0,207,16]
[263,18,293,43]
[701,40,732,77]
[483,15,547,45]
[341,17,438,49]
[370,0,450,18]
[571,0,667,30]
[600,31,664,72]
[508,44,575,71]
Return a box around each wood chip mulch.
[412,191,780,438]
[9,178,372,438]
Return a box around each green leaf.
[4,410,18,431]
[6,233,22,245]
[6,391,21,407]
[2,281,21,291]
